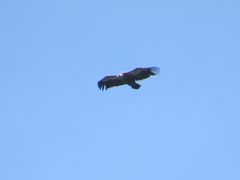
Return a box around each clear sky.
[1,0,240,179]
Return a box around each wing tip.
[150,67,160,75]
[98,81,105,91]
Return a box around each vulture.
[98,67,160,90]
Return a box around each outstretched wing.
[98,75,125,90]
[127,67,160,81]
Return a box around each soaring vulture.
[98,67,160,90]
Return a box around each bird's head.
[117,73,124,77]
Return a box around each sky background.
[1,0,240,179]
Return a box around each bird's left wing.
[98,75,125,90]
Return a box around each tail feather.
[130,83,141,89]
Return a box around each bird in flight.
[98,67,160,91]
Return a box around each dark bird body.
[98,67,160,90]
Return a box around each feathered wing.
[98,75,125,90]
[128,67,160,80]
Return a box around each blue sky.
[1,0,240,179]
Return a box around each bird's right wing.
[98,76,125,90]
[128,67,160,81]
